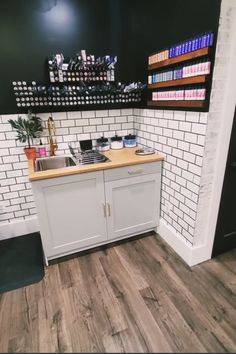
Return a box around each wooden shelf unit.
[148,75,208,89]
[147,44,213,110]
[148,47,210,71]
[147,100,206,108]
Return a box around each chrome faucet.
[47,116,58,156]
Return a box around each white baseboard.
[0,216,39,241]
[157,218,211,267]
[189,244,212,267]
[0,216,211,266]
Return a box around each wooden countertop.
[28,147,164,181]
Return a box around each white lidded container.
[124,134,137,147]
[96,136,110,152]
[110,135,123,149]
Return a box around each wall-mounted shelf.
[148,75,208,89]
[12,81,143,109]
[147,100,206,108]
[12,50,146,110]
[148,47,210,71]
[147,32,215,111]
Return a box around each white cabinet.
[104,162,161,240]
[32,161,162,262]
[32,171,107,260]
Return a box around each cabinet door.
[105,173,160,241]
[32,171,107,259]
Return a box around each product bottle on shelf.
[201,32,208,48]
[185,87,190,100]
[169,46,175,58]
[203,59,211,74]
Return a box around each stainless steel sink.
[35,156,76,171]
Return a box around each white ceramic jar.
[96,136,110,151]
[124,134,137,148]
[110,135,123,149]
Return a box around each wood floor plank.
[77,250,129,351]
[0,232,236,353]
[202,259,236,295]
[115,244,207,352]
[121,237,235,352]
[214,248,236,274]
[142,236,236,339]
[99,247,173,352]
[138,236,236,352]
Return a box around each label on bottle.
[62,63,68,71]
[206,33,211,46]
[81,49,87,62]
[58,69,64,82]
[202,34,207,48]
[210,32,214,46]
[184,41,189,54]
[195,37,199,50]
[188,40,192,52]
[206,61,211,74]
[179,44,182,56]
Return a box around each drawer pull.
[128,168,143,175]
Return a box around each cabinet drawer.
[104,162,162,181]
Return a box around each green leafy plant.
[8,110,43,149]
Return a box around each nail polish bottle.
[38,139,47,158]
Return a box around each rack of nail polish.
[12,81,145,108]
[48,50,117,83]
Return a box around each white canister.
[96,136,110,151]
[124,134,137,148]
[110,135,123,149]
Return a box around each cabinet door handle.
[107,203,111,216]
[103,203,107,217]
[128,168,143,175]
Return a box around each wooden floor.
[0,232,236,353]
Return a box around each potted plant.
[8,110,44,160]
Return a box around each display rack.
[12,81,143,109]
[12,50,145,110]
[147,32,215,111]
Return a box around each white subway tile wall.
[0,0,233,249]
[0,109,135,227]
[134,108,207,245]
[133,0,235,247]
[193,0,236,246]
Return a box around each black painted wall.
[0,0,221,114]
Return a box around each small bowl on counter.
[96,136,110,152]
[110,135,123,149]
[124,134,137,148]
